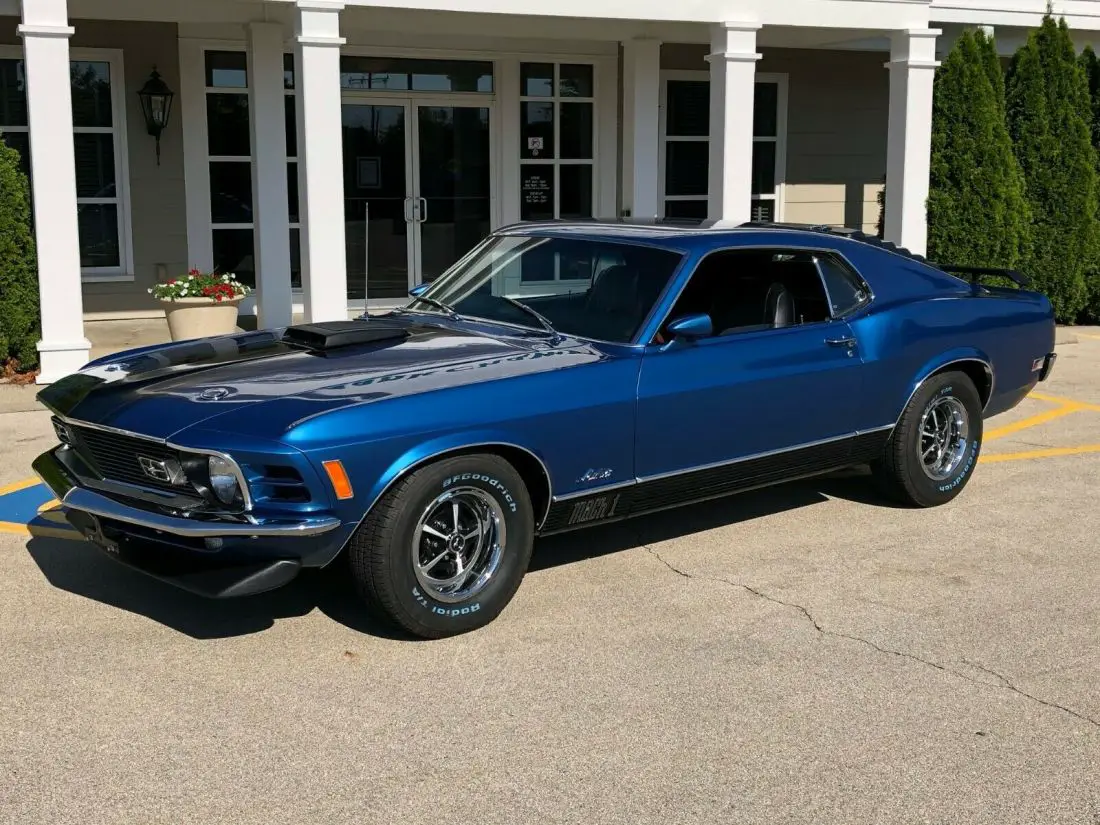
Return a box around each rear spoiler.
[933,264,1031,288]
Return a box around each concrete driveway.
[1,333,1098,825]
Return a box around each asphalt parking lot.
[1,333,1098,825]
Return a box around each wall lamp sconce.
[137,67,175,166]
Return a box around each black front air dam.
[64,509,301,599]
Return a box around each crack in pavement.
[644,544,1100,732]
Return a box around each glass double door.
[342,98,492,305]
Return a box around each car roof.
[494,217,935,265]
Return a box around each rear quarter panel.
[839,244,1055,429]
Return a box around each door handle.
[403,196,415,223]
[417,196,427,223]
[825,336,856,348]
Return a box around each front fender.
[363,428,553,521]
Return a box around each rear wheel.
[348,454,535,639]
[871,370,983,507]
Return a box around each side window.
[815,255,870,316]
[658,247,834,340]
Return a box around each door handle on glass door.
[403,197,415,223]
[417,197,427,223]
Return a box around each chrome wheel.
[411,487,507,603]
[919,396,970,481]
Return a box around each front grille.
[58,418,189,494]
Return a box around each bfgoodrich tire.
[348,454,535,639]
[871,370,984,508]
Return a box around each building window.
[340,56,493,93]
[518,62,595,226]
[283,53,301,289]
[659,72,786,221]
[203,50,300,291]
[0,49,133,280]
[204,50,255,289]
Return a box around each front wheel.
[871,370,984,507]
[347,454,535,639]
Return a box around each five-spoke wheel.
[918,395,971,482]
[348,454,535,639]
[872,369,984,507]
[412,487,506,603]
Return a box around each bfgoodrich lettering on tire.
[348,453,535,639]
[871,370,984,508]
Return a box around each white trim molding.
[248,21,294,328]
[622,36,662,220]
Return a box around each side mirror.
[408,283,430,298]
[666,313,713,341]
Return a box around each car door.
[633,248,869,491]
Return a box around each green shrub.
[0,134,39,372]
[927,28,1031,279]
[1006,13,1100,322]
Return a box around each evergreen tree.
[1077,45,1100,321]
[927,29,1030,274]
[1078,45,1100,147]
[1006,13,1099,321]
[0,135,39,372]
[977,28,1007,113]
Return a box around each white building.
[2,0,1096,382]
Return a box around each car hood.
[37,318,602,441]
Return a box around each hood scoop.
[282,320,410,354]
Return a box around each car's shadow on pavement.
[24,537,411,641]
[23,468,899,640]
[530,466,898,571]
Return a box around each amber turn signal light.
[322,459,354,500]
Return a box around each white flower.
[147,288,152,294]
[222,274,229,281]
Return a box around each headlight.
[208,455,242,505]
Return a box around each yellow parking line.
[0,520,78,539]
[984,402,1083,441]
[980,444,1100,463]
[0,477,40,496]
[1028,391,1100,413]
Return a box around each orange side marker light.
[322,460,355,500]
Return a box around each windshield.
[411,234,685,343]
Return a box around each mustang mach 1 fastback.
[33,220,1057,638]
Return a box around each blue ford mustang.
[33,220,1057,638]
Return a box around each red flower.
[167,278,176,285]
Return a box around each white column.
[621,37,662,220]
[18,0,90,383]
[248,21,293,329]
[294,0,347,322]
[178,38,214,274]
[705,23,761,223]
[884,28,940,256]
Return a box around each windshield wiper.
[407,294,459,318]
[498,296,559,338]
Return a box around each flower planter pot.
[161,296,244,341]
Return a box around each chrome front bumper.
[32,448,341,539]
